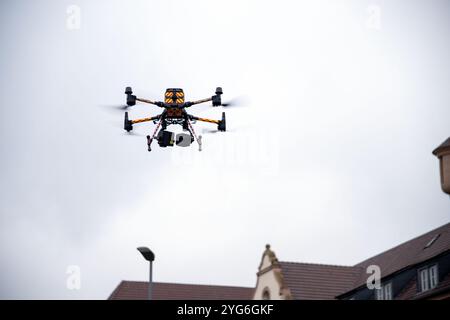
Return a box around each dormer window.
[418,264,439,292]
[375,282,392,300]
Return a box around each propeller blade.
[100,104,131,113]
[202,128,220,135]
[221,96,249,108]
[123,131,145,137]
[107,119,145,136]
[201,127,238,135]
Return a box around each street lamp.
[433,137,450,195]
[137,247,155,300]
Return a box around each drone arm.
[131,115,160,124]
[185,97,212,107]
[190,115,219,124]
[192,97,212,105]
[136,98,164,107]
[189,111,226,132]
[125,87,163,107]
[183,88,223,107]
[125,112,160,131]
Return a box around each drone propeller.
[107,119,144,136]
[202,128,220,135]
[123,130,145,137]
[114,104,131,111]
[201,127,239,135]
[220,96,248,108]
[101,104,131,113]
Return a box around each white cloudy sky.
[0,0,449,299]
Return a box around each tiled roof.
[109,281,254,300]
[277,223,450,299]
[279,262,362,300]
[349,222,450,290]
[109,223,450,300]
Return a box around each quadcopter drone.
[122,87,227,151]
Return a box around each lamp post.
[137,247,155,300]
[433,137,450,195]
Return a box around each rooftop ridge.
[354,221,450,267]
[279,260,357,269]
[120,280,254,289]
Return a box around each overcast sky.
[0,0,449,299]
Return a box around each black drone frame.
[123,87,226,151]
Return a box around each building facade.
[253,223,450,300]
[110,222,450,300]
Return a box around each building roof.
[433,137,450,156]
[347,222,450,292]
[275,222,450,299]
[396,272,450,300]
[109,281,254,300]
[109,223,450,300]
[279,262,361,300]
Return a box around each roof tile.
[109,281,254,300]
[279,262,361,299]
[350,222,450,289]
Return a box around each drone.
[122,87,228,151]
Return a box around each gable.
[253,244,292,300]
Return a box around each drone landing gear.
[146,119,163,152]
[186,119,202,152]
[198,135,203,152]
[147,136,156,151]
